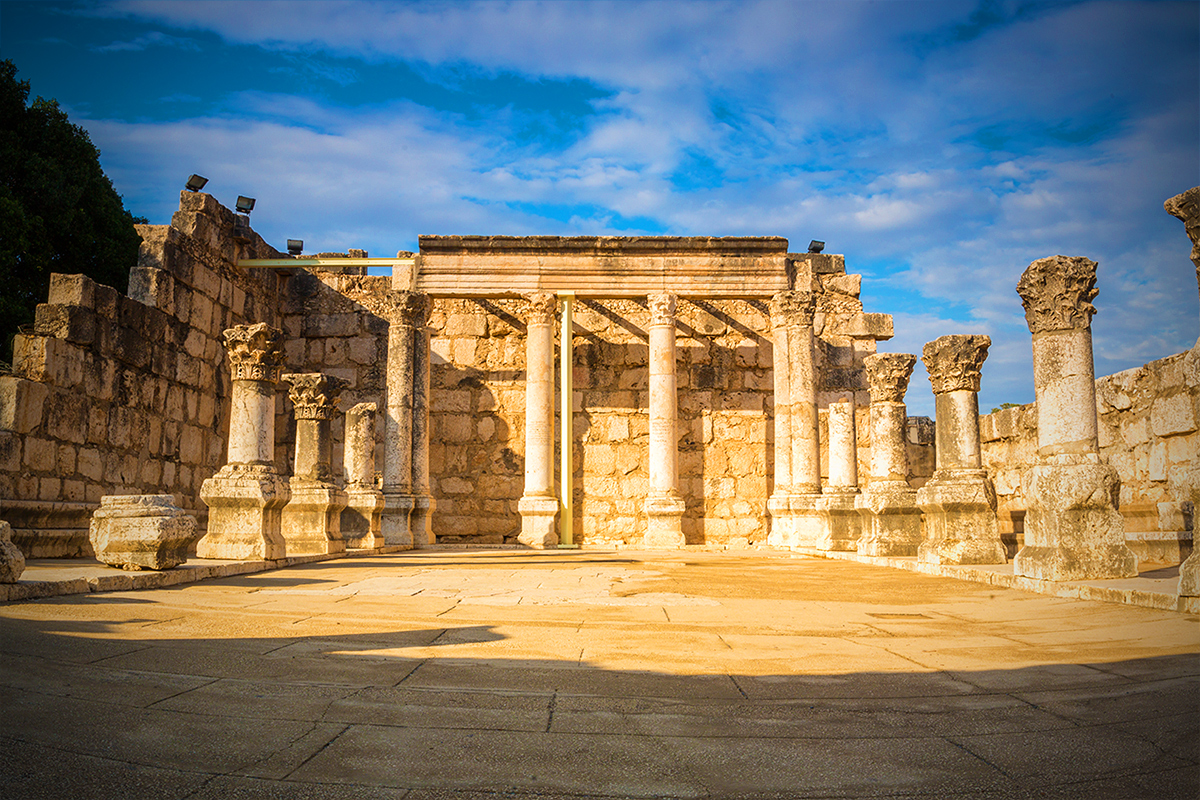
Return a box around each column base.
[916,470,1006,565]
[381,492,415,548]
[342,486,385,550]
[855,482,922,557]
[816,490,861,552]
[642,494,686,549]
[1014,460,1137,580]
[281,479,348,556]
[767,493,824,549]
[1180,550,1200,598]
[197,465,290,561]
[517,495,559,548]
[411,495,436,547]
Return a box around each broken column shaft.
[341,401,384,549]
[1013,255,1138,581]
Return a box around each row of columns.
[198,324,387,559]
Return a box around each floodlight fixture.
[287,239,304,255]
[808,240,825,254]
[236,196,256,214]
[185,174,208,192]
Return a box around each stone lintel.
[417,236,790,298]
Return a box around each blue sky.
[2,0,1197,416]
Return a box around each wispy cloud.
[90,30,200,53]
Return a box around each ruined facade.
[0,189,1195,594]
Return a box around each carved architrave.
[1016,256,1100,334]
[770,290,815,329]
[223,323,285,382]
[647,293,677,326]
[283,373,349,420]
[1165,186,1200,276]
[864,352,917,403]
[922,334,990,395]
[525,293,557,327]
[386,290,433,328]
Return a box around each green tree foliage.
[0,59,144,361]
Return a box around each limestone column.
[280,373,350,555]
[856,353,922,556]
[409,294,436,546]
[198,323,291,561]
[916,334,1006,564]
[1011,257,1139,580]
[341,402,385,550]
[381,290,426,548]
[767,291,823,548]
[642,293,686,548]
[816,398,861,551]
[1165,187,1200,605]
[518,293,559,548]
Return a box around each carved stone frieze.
[525,292,557,327]
[222,323,285,382]
[647,293,677,326]
[1016,256,1100,333]
[770,290,815,328]
[864,352,917,403]
[283,373,349,420]
[922,334,990,395]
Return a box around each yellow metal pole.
[559,292,578,548]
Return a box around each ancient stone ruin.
[0,186,1196,609]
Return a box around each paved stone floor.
[1,549,1197,799]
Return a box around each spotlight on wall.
[287,239,304,255]
[808,240,825,253]
[185,174,208,192]
[235,196,256,214]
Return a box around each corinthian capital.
[922,334,990,395]
[1016,256,1100,333]
[386,290,433,327]
[770,290,815,328]
[525,293,557,327]
[864,352,917,403]
[647,293,677,326]
[1165,186,1200,275]
[282,373,349,420]
[222,323,285,382]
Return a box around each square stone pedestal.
[342,487,385,550]
[89,495,200,571]
[856,482,922,557]
[1014,460,1138,580]
[816,491,861,551]
[411,496,436,548]
[643,494,686,549]
[281,480,349,556]
[381,493,415,548]
[518,495,559,548]
[767,493,824,549]
[916,470,1006,565]
[198,465,291,561]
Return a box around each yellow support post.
[559,292,578,549]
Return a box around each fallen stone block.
[0,520,25,583]
[89,495,200,571]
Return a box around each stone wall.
[980,350,1198,562]
[0,192,284,556]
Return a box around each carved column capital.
[282,373,349,420]
[1165,186,1200,276]
[349,401,377,417]
[222,323,285,382]
[922,334,990,395]
[525,293,557,327]
[1017,256,1100,333]
[647,293,677,326]
[386,290,433,328]
[770,290,815,328]
[864,352,917,403]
